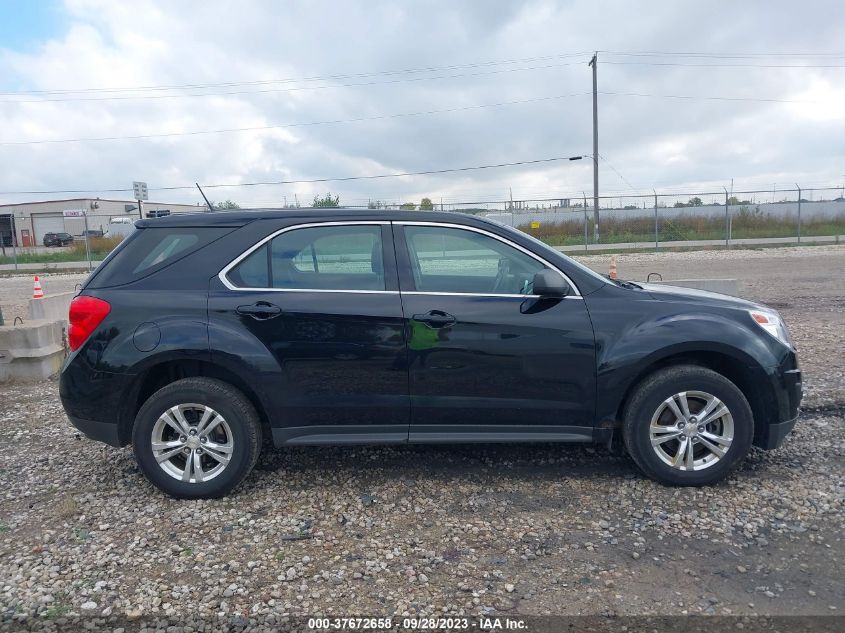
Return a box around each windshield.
[491,220,610,285]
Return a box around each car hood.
[638,282,762,311]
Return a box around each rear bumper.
[67,414,122,447]
[59,353,134,447]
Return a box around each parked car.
[80,229,104,238]
[60,210,801,498]
[43,231,74,247]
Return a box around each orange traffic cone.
[33,275,44,299]
[609,255,618,280]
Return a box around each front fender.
[585,287,789,424]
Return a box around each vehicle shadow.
[253,441,640,487]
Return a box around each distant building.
[0,197,204,247]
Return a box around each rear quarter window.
[87,226,231,288]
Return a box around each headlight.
[749,309,793,348]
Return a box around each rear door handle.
[412,310,456,328]
[236,301,282,320]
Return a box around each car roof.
[135,208,491,229]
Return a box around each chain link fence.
[466,186,845,251]
[2,186,844,270]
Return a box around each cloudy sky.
[1,0,843,208]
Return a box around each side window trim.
[394,221,582,298]
[219,221,397,293]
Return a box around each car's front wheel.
[622,365,754,486]
[132,378,261,498]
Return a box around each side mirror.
[532,269,570,298]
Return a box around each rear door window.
[227,224,385,291]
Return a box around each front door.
[209,221,409,445]
[394,222,596,442]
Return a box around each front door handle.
[412,310,456,329]
[237,301,282,320]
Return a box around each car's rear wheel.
[622,365,753,486]
[132,378,261,499]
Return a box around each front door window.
[403,225,547,295]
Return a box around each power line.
[6,88,820,146]
[6,50,840,97]
[601,60,845,68]
[0,155,587,196]
[0,92,591,146]
[0,61,589,104]
[599,90,820,104]
[599,50,845,59]
[0,52,592,96]
[597,154,638,191]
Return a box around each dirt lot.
[0,245,843,630]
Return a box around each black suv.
[60,210,801,498]
[43,231,74,247]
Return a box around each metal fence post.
[654,190,659,251]
[11,215,18,271]
[582,193,588,252]
[723,186,730,248]
[795,184,802,244]
[83,212,92,272]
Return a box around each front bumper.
[755,364,802,450]
[760,414,799,450]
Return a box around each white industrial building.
[0,197,205,247]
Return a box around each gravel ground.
[0,246,843,631]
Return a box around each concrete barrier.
[650,278,739,297]
[0,319,65,381]
[28,291,74,324]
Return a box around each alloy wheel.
[150,403,234,483]
[648,390,734,472]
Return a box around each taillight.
[68,296,111,351]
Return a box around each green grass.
[44,604,70,618]
[0,237,120,265]
[523,209,845,247]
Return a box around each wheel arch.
[117,358,271,446]
[606,347,777,447]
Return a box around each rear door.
[208,221,409,445]
[395,221,597,442]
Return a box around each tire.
[622,365,753,486]
[132,378,261,499]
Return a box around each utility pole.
[589,52,600,242]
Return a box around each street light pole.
[589,52,600,242]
